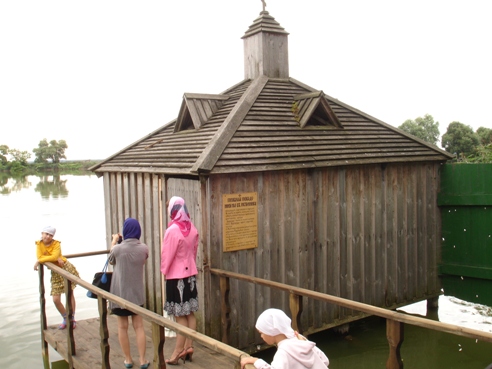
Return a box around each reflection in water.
[35,175,69,198]
[0,173,32,194]
[0,173,69,198]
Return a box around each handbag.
[87,258,113,299]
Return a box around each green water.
[41,312,492,368]
[321,316,490,368]
[257,305,492,368]
[34,314,492,368]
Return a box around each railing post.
[98,296,110,368]
[289,293,303,334]
[38,265,50,369]
[152,322,165,369]
[220,276,231,344]
[65,279,76,368]
[386,319,404,369]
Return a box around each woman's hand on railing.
[240,355,258,369]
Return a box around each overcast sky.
[1,0,491,160]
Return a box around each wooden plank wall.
[204,162,442,349]
[102,172,164,314]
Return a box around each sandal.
[166,348,187,365]
[185,346,194,362]
[58,314,67,330]
[140,362,150,369]
[124,361,134,368]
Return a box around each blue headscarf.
[122,218,141,240]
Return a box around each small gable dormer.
[292,91,342,129]
[175,93,230,132]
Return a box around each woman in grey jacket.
[109,217,150,369]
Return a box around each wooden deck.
[44,315,237,369]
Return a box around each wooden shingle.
[91,76,452,175]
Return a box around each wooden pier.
[44,315,236,369]
[39,260,252,369]
[40,258,492,369]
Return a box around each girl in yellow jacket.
[34,226,80,329]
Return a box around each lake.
[0,173,491,368]
[0,173,107,368]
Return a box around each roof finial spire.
[261,0,267,12]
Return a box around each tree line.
[399,116,491,163]
[398,116,491,162]
[1,139,69,173]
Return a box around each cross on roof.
[261,0,266,12]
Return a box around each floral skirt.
[164,276,199,317]
[50,260,79,296]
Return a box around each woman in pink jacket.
[161,196,199,365]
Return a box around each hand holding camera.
[112,233,123,245]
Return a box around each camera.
[118,235,123,244]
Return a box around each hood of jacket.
[277,338,318,367]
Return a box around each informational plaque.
[222,192,258,252]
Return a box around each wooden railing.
[38,252,254,369]
[210,268,492,369]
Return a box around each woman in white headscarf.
[241,309,329,369]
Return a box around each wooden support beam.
[38,266,50,369]
[98,297,110,368]
[152,322,166,369]
[386,319,404,369]
[289,293,303,334]
[220,276,231,344]
[65,279,76,367]
[427,296,439,310]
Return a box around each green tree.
[398,114,440,145]
[0,144,9,165]
[33,139,68,164]
[465,143,492,163]
[33,139,50,163]
[8,148,31,165]
[476,127,492,145]
[441,121,480,158]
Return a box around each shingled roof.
[91,10,453,176]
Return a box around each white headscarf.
[255,308,296,338]
[42,225,56,236]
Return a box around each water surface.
[1,173,491,368]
